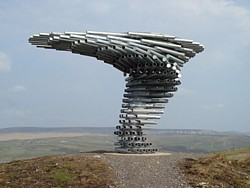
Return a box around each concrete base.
[104,152,171,156]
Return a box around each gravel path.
[101,152,205,188]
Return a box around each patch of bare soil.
[0,155,115,188]
[179,153,250,188]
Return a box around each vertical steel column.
[115,66,180,153]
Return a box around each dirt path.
[101,152,205,188]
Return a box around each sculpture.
[29,31,204,153]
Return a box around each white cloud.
[0,51,11,72]
[9,85,26,93]
[202,103,224,110]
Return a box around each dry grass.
[179,147,250,188]
[0,155,115,188]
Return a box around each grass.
[150,134,250,153]
[220,147,250,161]
[179,147,250,187]
[0,135,114,161]
[51,169,74,186]
[0,142,249,187]
[0,155,115,188]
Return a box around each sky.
[0,0,250,132]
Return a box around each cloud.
[0,51,11,72]
[9,85,26,93]
[202,103,224,110]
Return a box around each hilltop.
[180,147,250,187]
[0,154,115,188]
[0,148,249,187]
[0,151,201,188]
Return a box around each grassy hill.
[0,127,114,134]
[0,154,115,188]
[180,147,250,187]
[0,127,249,162]
[0,147,249,187]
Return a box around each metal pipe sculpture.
[29,31,204,153]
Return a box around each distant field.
[0,127,249,162]
[0,132,94,141]
[0,134,113,162]
[150,134,250,153]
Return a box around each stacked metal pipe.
[29,31,204,153]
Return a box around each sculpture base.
[105,152,170,156]
[115,147,158,154]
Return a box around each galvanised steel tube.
[29,30,204,154]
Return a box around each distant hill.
[149,129,249,136]
[0,127,249,162]
[0,127,114,135]
[0,126,248,136]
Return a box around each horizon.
[0,126,249,134]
